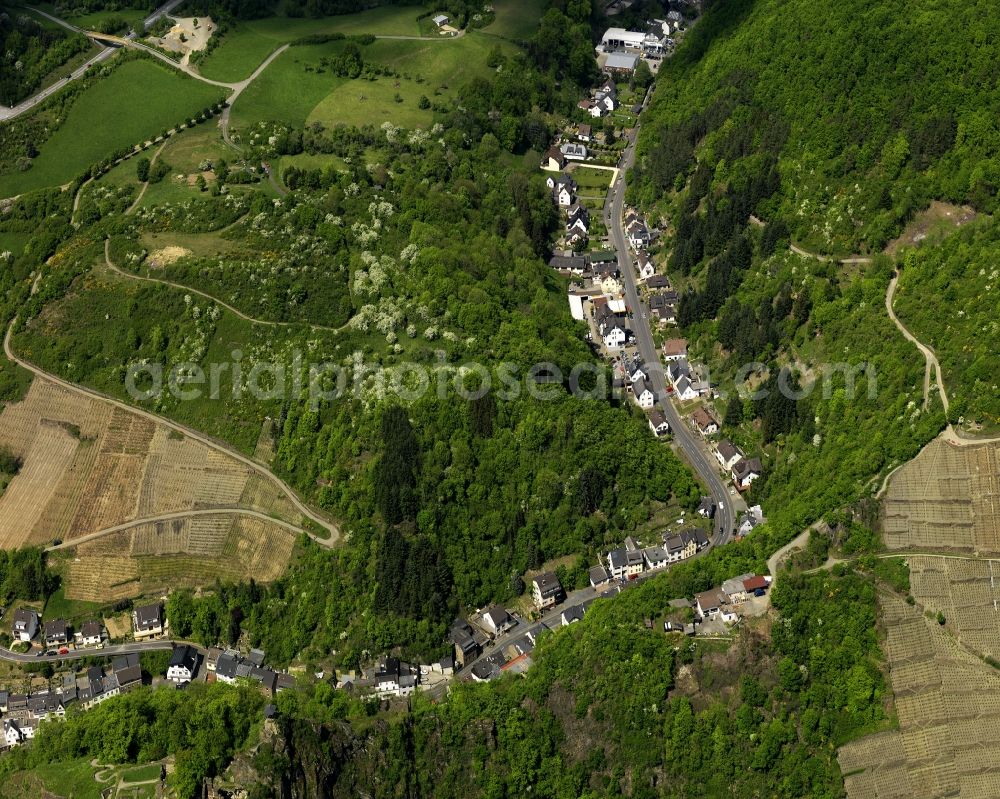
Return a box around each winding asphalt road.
[605,92,735,545]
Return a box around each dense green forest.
[0,8,91,107]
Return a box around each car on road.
[58,647,69,655]
[46,650,57,656]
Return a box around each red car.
[58,647,69,655]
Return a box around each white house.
[560,606,585,626]
[167,645,197,683]
[76,620,104,647]
[662,338,687,361]
[432,13,449,27]
[482,606,515,637]
[11,608,39,643]
[691,407,719,436]
[733,457,762,490]
[560,142,588,161]
[674,375,699,401]
[3,719,32,747]
[632,377,655,408]
[636,252,655,280]
[643,546,668,571]
[132,603,163,639]
[715,440,743,471]
[607,548,628,581]
[600,274,623,295]
[623,354,646,384]
[531,572,563,610]
[695,588,737,623]
[648,409,670,437]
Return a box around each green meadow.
[482,0,547,40]
[196,5,426,82]
[0,58,223,197]
[233,33,515,130]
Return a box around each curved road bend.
[606,93,735,545]
[3,320,340,544]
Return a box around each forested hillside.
[633,0,1000,255]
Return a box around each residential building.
[722,574,757,605]
[695,588,737,622]
[643,546,668,570]
[737,505,766,537]
[542,147,567,171]
[647,408,670,437]
[552,254,589,274]
[599,273,623,295]
[482,606,515,637]
[681,527,710,552]
[743,575,769,597]
[691,406,718,436]
[595,303,630,349]
[4,719,29,747]
[560,605,585,626]
[132,603,163,639]
[450,620,484,667]
[632,376,655,408]
[577,123,591,142]
[625,548,644,579]
[566,203,590,233]
[636,251,655,279]
[649,294,676,323]
[607,548,628,581]
[732,457,762,490]
[674,375,699,401]
[697,496,716,518]
[11,608,39,643]
[664,534,695,563]
[623,353,646,384]
[168,645,197,683]
[589,565,610,587]
[44,619,69,648]
[645,274,669,289]
[715,440,743,470]
[600,26,666,55]
[432,13,449,26]
[662,338,688,361]
[532,572,563,610]
[76,620,104,647]
[560,142,588,161]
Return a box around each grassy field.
[120,764,163,784]
[570,164,614,190]
[482,0,546,40]
[196,5,426,82]
[278,151,349,174]
[0,58,224,197]
[42,582,105,623]
[0,758,105,799]
[234,33,514,130]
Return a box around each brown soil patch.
[147,245,192,267]
[885,200,978,258]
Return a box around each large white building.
[601,27,666,55]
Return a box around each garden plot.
[882,438,1000,553]
[840,592,1000,799]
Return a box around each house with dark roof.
[560,142,588,161]
[714,439,743,470]
[647,408,670,437]
[11,608,39,643]
[531,572,563,610]
[450,620,482,667]
[560,605,586,626]
[168,645,198,683]
[645,274,669,289]
[76,620,104,647]
[44,619,69,647]
[589,565,610,587]
[132,603,163,639]
[577,123,591,142]
[732,457,763,490]
[691,406,718,436]
[697,496,716,518]
[482,606,516,637]
[607,547,628,580]
[631,376,655,408]
[643,546,669,570]
[542,146,568,171]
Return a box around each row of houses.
[714,439,763,491]
[590,527,711,587]
[1,653,145,747]
[10,609,106,649]
[545,172,593,247]
[206,647,294,697]
[577,79,620,119]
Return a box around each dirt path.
[885,270,943,413]
[218,44,290,150]
[3,319,339,544]
[104,239,345,333]
[125,139,169,214]
[47,506,310,551]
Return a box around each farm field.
[839,591,1000,799]
[0,58,224,198]
[195,5,425,82]
[0,377,303,561]
[62,511,299,601]
[232,33,514,130]
[881,437,1000,554]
